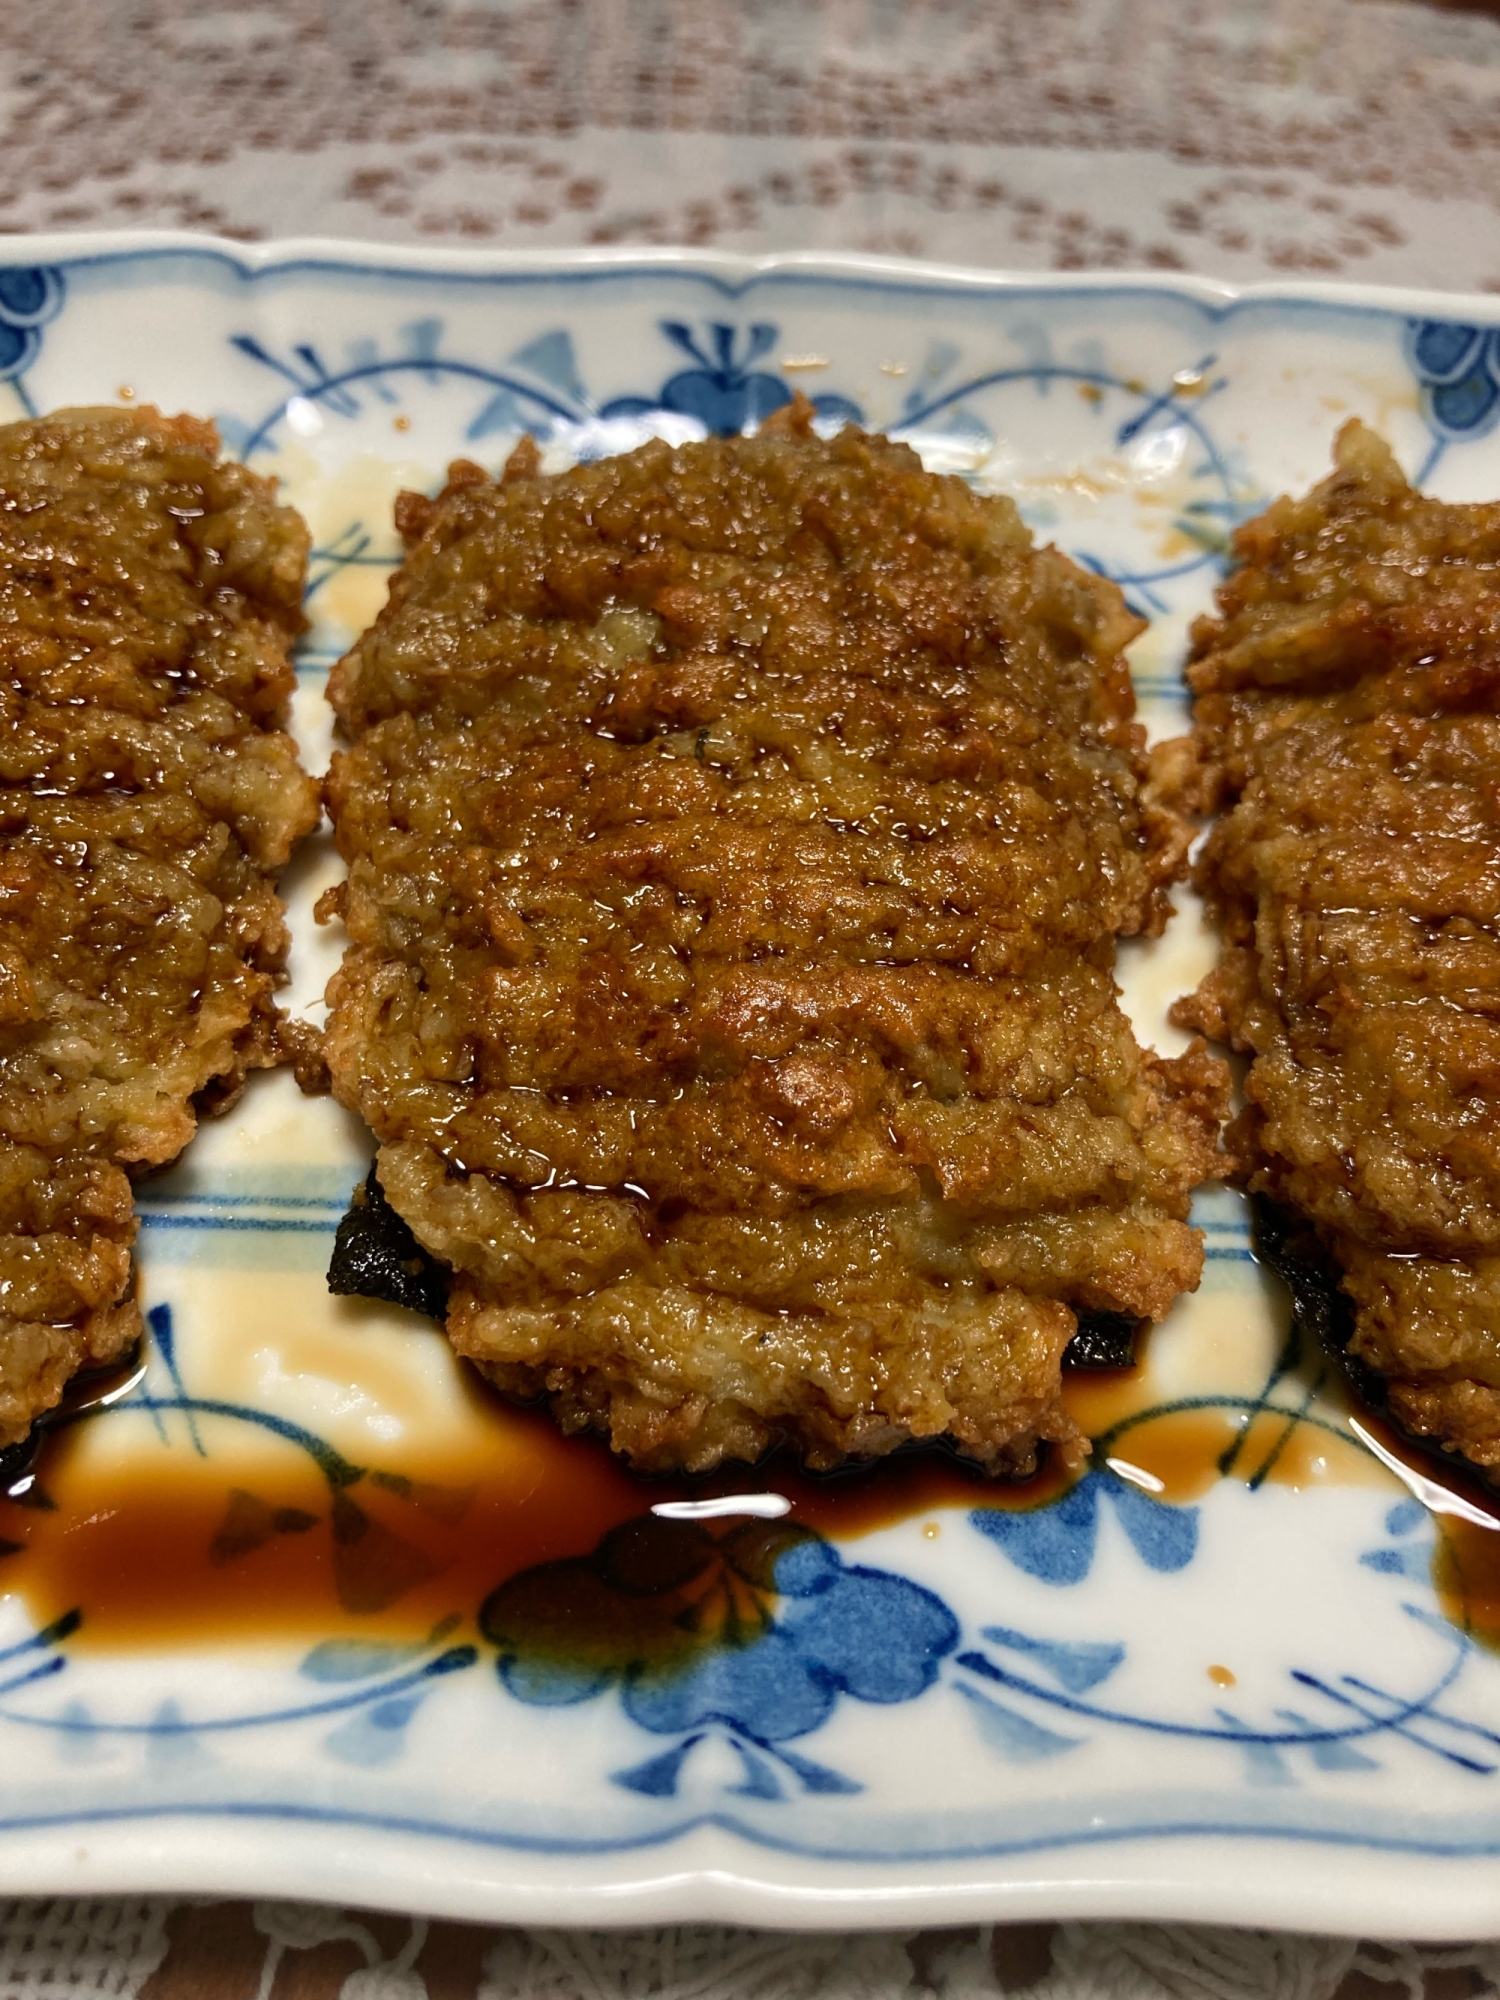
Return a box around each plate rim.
[0,224,1498,326]
[2,229,1500,1938]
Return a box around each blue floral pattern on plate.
[4,1295,1495,1822]
[1408,320,1500,443]
[0,263,63,393]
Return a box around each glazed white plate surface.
[1,237,1499,1936]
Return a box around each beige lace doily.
[2,1902,1499,1998]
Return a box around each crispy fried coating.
[325,418,1225,1474]
[1172,419,1500,1469]
[0,407,320,1447]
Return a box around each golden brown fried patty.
[0,407,320,1448]
[1173,419,1500,1470]
[325,418,1226,1474]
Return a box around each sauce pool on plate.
[5,1341,1500,1658]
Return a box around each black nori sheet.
[328,1163,451,1321]
[1249,1193,1500,1499]
[1062,1310,1141,1371]
[1248,1196,1355,1355]
[1247,1195,1369,1387]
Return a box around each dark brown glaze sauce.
[0,1359,1090,1652]
[1355,1407,1500,1654]
[1101,1406,1361,1503]
[4,1339,1499,1655]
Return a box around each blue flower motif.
[480,1515,958,1796]
[600,322,786,434]
[625,1536,958,1742]
[1407,319,1500,442]
[1360,1496,1434,1581]
[970,1468,1198,1585]
[0,266,64,384]
[600,322,864,437]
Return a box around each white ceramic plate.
[1,236,1499,1937]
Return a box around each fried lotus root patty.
[1172,418,1500,1471]
[0,406,320,1447]
[325,417,1227,1475]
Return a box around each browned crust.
[325,421,1226,1474]
[1170,418,1500,1471]
[0,406,320,1446]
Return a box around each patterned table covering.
[1,1901,1498,2000]
[3,1,1500,1994]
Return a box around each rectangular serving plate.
[1,235,1499,1937]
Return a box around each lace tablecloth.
[3,0,1500,285]
[3,1,1500,1994]
[0,1902,1497,2000]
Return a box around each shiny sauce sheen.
[5,1359,1500,1656]
[0,1368,1077,1652]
